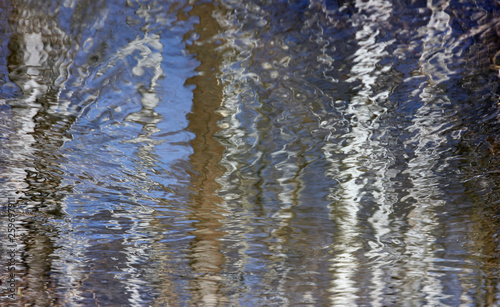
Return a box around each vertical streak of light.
[210,2,305,303]
[8,32,45,192]
[122,28,163,306]
[399,0,456,304]
[325,0,393,305]
[401,88,448,304]
[209,4,270,304]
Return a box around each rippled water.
[1,0,500,305]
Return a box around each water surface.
[1,0,500,305]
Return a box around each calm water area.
[1,0,500,305]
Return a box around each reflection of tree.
[0,0,194,304]
[213,1,343,304]
[184,2,229,305]
[0,0,76,303]
[322,1,500,305]
[2,0,500,304]
[210,0,500,305]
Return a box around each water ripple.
[2,0,500,305]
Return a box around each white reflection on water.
[398,0,465,304]
[6,31,47,195]
[206,0,500,304]
[325,0,394,305]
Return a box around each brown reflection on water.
[184,2,228,305]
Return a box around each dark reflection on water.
[1,0,500,305]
